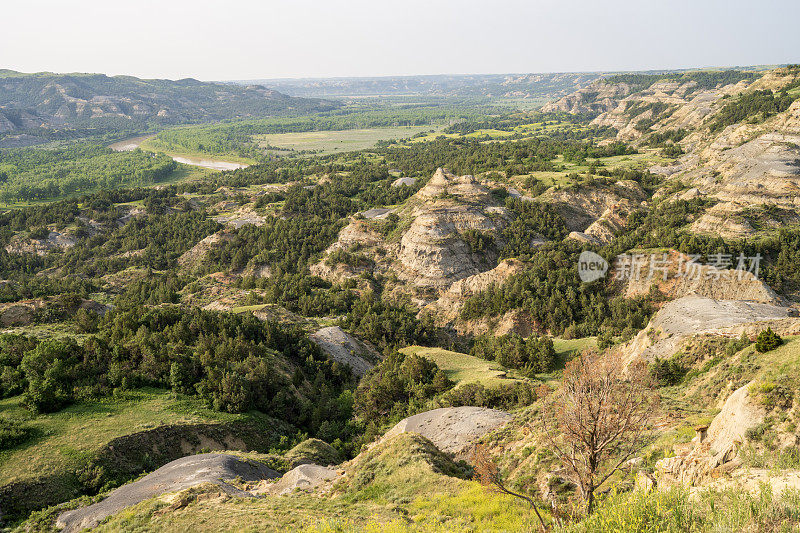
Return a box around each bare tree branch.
[535,351,656,515]
[473,443,548,531]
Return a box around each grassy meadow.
[0,388,243,486]
[255,125,441,155]
[399,346,525,388]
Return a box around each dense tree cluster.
[470,333,556,375]
[342,298,437,351]
[354,350,453,424]
[436,381,537,411]
[376,137,634,178]
[55,209,220,277]
[643,129,688,147]
[461,243,654,338]
[0,307,354,435]
[441,111,585,135]
[707,89,798,132]
[501,197,568,255]
[0,145,177,202]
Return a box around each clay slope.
[312,168,511,303]
[620,295,793,364]
[309,326,380,377]
[682,98,800,237]
[378,406,512,460]
[548,67,800,238]
[56,453,280,533]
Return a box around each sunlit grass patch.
[399,346,524,388]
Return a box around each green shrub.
[20,339,82,413]
[725,333,752,356]
[755,328,782,353]
[462,229,495,254]
[470,334,556,374]
[649,356,686,386]
[354,351,453,424]
[0,416,32,449]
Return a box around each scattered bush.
[0,416,32,449]
[649,356,687,387]
[470,334,556,375]
[755,328,782,353]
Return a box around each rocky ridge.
[312,168,512,304]
[546,67,800,239]
[620,296,795,365]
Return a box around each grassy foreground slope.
[45,427,800,533]
[0,388,290,521]
[0,388,262,486]
[90,433,545,533]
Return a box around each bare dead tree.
[538,351,656,515]
[473,443,548,531]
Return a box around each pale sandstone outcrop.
[0,300,43,327]
[4,231,77,256]
[253,463,341,496]
[541,80,635,115]
[656,382,766,486]
[617,250,782,304]
[309,326,379,377]
[568,196,641,245]
[544,68,800,239]
[593,78,752,142]
[314,168,509,295]
[178,231,234,272]
[397,203,504,289]
[685,109,800,238]
[391,177,417,187]
[455,309,537,338]
[213,206,266,228]
[426,259,528,331]
[442,258,525,300]
[380,406,512,460]
[620,296,791,364]
[542,180,645,232]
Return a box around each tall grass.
[560,485,800,533]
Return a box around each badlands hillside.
[3,65,800,532]
[0,70,337,145]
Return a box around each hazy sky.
[2,0,798,81]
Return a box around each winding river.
[109,135,249,171]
